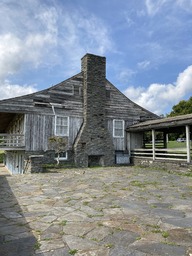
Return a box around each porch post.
[163,132,167,148]
[127,132,131,154]
[152,129,156,160]
[185,125,191,163]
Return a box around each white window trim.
[55,151,68,160]
[55,116,69,137]
[113,119,125,138]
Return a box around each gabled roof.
[0,69,159,132]
[0,72,83,114]
[0,73,83,132]
[105,79,159,121]
[127,113,192,132]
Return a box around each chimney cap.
[81,53,106,60]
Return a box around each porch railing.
[0,134,25,148]
[131,148,188,161]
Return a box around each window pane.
[56,117,62,126]
[59,126,63,135]
[55,151,67,160]
[113,120,124,138]
[63,118,68,126]
[56,126,59,135]
[115,129,123,137]
[60,152,66,158]
[115,121,123,129]
[55,116,69,136]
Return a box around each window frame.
[55,151,68,161]
[55,116,69,137]
[113,119,125,138]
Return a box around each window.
[55,151,68,160]
[55,116,69,136]
[113,120,124,138]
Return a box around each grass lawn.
[145,140,191,150]
[167,140,192,149]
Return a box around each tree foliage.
[168,97,192,117]
[49,136,68,165]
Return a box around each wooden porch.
[131,147,189,162]
[127,114,192,164]
[0,134,25,150]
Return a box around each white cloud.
[77,14,113,55]
[118,68,136,84]
[0,0,114,99]
[124,65,192,115]
[145,0,167,16]
[0,1,59,99]
[123,12,135,27]
[137,60,151,69]
[176,0,192,12]
[145,0,192,16]
[0,80,37,100]
[58,11,113,61]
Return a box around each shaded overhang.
[0,112,17,133]
[126,113,192,133]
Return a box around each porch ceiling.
[0,113,16,132]
[127,113,192,132]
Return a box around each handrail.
[131,147,188,161]
[0,134,25,148]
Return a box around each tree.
[168,97,192,117]
[48,136,68,165]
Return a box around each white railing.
[0,134,25,148]
[131,148,188,161]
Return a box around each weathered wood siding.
[105,80,157,121]
[0,73,83,116]
[25,114,54,151]
[107,120,125,151]
[129,133,143,150]
[107,120,137,151]
[0,72,158,155]
[25,113,83,151]
[68,117,83,148]
[5,151,25,174]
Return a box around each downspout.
[50,103,56,135]
[50,103,56,116]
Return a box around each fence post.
[186,125,191,163]
[152,129,156,160]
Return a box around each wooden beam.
[163,132,167,148]
[152,129,155,160]
[186,125,191,163]
[127,132,131,154]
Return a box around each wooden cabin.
[0,53,158,174]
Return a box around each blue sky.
[0,0,192,115]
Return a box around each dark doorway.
[88,155,104,167]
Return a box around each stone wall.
[25,150,75,173]
[25,150,55,173]
[74,54,115,167]
[131,157,192,172]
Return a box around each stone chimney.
[74,53,114,167]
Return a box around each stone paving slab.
[0,166,192,255]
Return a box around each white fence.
[131,148,188,161]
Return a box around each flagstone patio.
[0,165,192,255]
